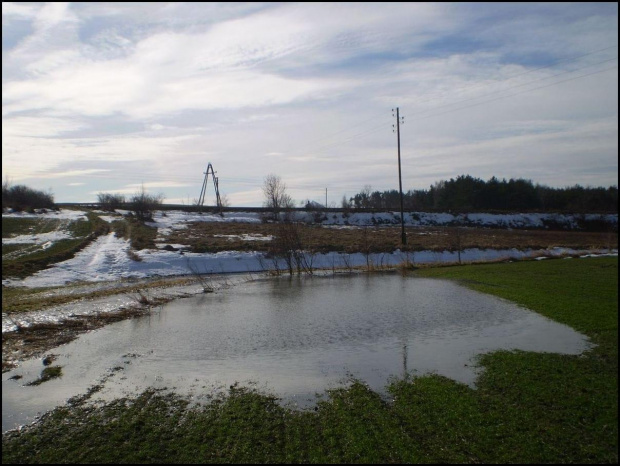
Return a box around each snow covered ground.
[2,230,75,245]
[2,208,617,336]
[2,230,616,289]
[140,209,618,230]
[2,208,617,290]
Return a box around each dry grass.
[163,222,618,254]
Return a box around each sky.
[2,2,618,207]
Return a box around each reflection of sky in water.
[3,274,591,432]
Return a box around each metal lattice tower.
[197,163,222,212]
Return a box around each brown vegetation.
[163,222,617,254]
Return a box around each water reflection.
[3,273,591,432]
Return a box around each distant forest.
[346,175,618,213]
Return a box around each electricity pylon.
[197,163,222,213]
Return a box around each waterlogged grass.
[418,256,618,361]
[2,277,196,315]
[2,257,617,463]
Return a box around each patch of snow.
[2,230,75,244]
[298,211,617,229]
[97,215,122,223]
[100,209,618,232]
[145,211,262,230]
[1,209,88,221]
[213,234,273,241]
[3,230,617,289]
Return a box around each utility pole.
[393,107,406,245]
[198,163,222,214]
[325,188,327,208]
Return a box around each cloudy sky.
[2,2,618,206]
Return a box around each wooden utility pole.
[393,107,406,245]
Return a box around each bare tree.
[340,253,353,273]
[220,194,231,207]
[262,174,293,220]
[130,184,164,221]
[97,193,125,211]
[361,225,373,271]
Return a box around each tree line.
[2,180,55,211]
[345,175,618,212]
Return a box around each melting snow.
[3,230,616,289]
[2,209,617,290]
[2,209,87,221]
[2,230,75,244]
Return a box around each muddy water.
[2,273,591,432]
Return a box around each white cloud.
[90,181,192,196]
[2,2,38,19]
[2,3,617,204]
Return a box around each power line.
[395,45,618,110]
[405,65,618,123]
[402,56,618,120]
[6,49,617,193]
[260,53,619,162]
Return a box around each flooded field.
[2,273,592,433]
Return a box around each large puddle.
[3,273,591,432]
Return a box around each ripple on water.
[2,273,591,433]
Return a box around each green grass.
[25,366,63,386]
[2,257,617,463]
[417,257,618,362]
[2,218,66,238]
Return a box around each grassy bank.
[2,257,617,463]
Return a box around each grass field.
[165,221,617,254]
[2,257,617,463]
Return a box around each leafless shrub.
[270,220,314,275]
[130,185,164,221]
[127,289,152,305]
[449,226,464,264]
[2,181,55,211]
[186,259,215,293]
[379,253,387,269]
[340,252,353,273]
[398,250,416,274]
[257,252,281,275]
[361,226,374,271]
[257,254,268,272]
[305,250,317,275]
[97,192,126,211]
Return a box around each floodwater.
[2,273,591,433]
